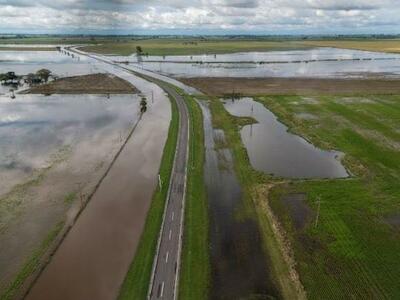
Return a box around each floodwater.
[112,48,400,78]
[0,94,140,197]
[85,50,200,95]
[0,50,102,95]
[199,100,280,299]
[223,98,348,179]
[26,64,171,300]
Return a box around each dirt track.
[180,77,400,96]
[25,73,138,95]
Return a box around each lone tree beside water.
[36,69,52,82]
[140,97,147,113]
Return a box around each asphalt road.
[147,81,189,300]
[69,48,190,300]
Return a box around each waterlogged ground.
[266,95,400,299]
[199,100,280,299]
[0,94,140,197]
[0,93,140,294]
[0,50,102,95]
[222,97,348,179]
[110,47,400,78]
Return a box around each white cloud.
[0,0,399,33]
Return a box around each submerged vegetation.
[260,95,400,299]
[207,96,304,299]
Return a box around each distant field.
[2,37,400,55]
[0,47,56,51]
[0,37,102,45]
[81,39,311,56]
[263,94,400,299]
[180,77,400,96]
[301,40,400,53]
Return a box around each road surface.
[70,48,190,300]
[146,81,189,300]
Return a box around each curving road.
[70,48,190,300]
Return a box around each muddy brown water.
[199,100,280,300]
[26,70,171,300]
[223,98,348,179]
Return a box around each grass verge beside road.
[177,91,210,300]
[118,95,179,300]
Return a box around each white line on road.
[169,229,172,240]
[171,212,174,221]
[165,251,169,263]
[160,282,165,298]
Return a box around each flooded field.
[0,93,141,293]
[223,98,348,179]
[111,47,400,78]
[0,94,139,197]
[199,100,280,299]
[0,50,101,95]
[0,49,172,299]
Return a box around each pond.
[223,97,348,179]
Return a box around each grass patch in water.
[176,90,210,300]
[1,221,64,300]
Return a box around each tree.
[140,97,147,113]
[36,69,52,82]
[136,46,143,55]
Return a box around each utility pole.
[314,197,321,228]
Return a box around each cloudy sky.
[0,0,399,34]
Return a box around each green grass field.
[118,96,179,300]
[261,95,400,299]
[2,36,399,55]
[301,40,400,53]
[81,39,310,56]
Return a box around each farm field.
[180,77,400,96]
[81,39,311,56]
[202,87,400,299]
[301,39,400,54]
[261,94,400,299]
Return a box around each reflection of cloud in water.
[0,94,140,195]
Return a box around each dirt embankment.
[180,77,400,96]
[24,73,138,95]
